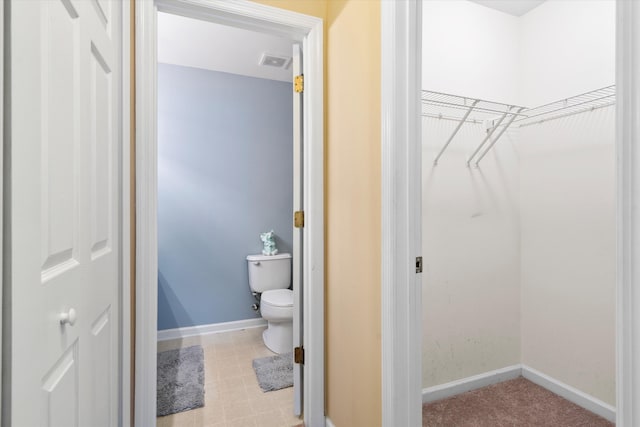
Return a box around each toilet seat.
[261,289,293,307]
[260,289,293,323]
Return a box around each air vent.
[259,53,292,69]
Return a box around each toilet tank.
[246,253,292,293]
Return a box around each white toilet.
[246,253,293,354]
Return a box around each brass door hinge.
[294,210,305,228]
[294,346,305,364]
[294,75,304,93]
[416,256,423,273]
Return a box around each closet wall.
[422,0,616,405]
[422,1,519,104]
[421,121,521,388]
[518,1,615,106]
[422,1,521,388]
[519,1,616,405]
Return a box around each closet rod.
[422,90,528,117]
[518,101,615,128]
[422,113,481,124]
[474,106,525,166]
[423,85,615,166]
[433,100,479,165]
[514,85,615,127]
[517,93,613,123]
[466,108,511,166]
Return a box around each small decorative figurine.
[260,230,278,256]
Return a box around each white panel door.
[9,0,122,426]
[292,42,304,418]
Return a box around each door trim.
[120,1,132,425]
[380,1,422,426]
[134,2,157,424]
[380,1,640,426]
[0,2,4,422]
[135,1,324,426]
[616,2,640,425]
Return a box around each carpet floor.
[423,377,614,427]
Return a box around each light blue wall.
[157,63,293,330]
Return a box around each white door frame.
[615,2,640,425]
[0,2,4,422]
[120,1,132,426]
[135,1,324,426]
[381,1,422,426]
[380,1,640,426]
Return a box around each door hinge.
[416,256,423,273]
[294,75,304,93]
[294,346,305,364]
[294,210,305,228]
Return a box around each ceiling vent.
[259,53,292,69]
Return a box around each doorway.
[134,1,324,426]
[155,12,300,426]
[381,1,640,426]
[421,1,615,425]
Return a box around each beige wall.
[254,1,382,425]
[326,1,381,426]
[251,0,327,22]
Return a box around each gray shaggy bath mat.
[252,352,293,392]
[157,345,205,417]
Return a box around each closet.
[421,1,616,425]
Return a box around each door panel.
[89,41,113,258]
[41,343,79,427]
[40,0,81,280]
[91,0,110,33]
[10,1,122,425]
[90,306,112,427]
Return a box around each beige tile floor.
[157,327,301,427]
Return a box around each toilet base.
[263,320,293,354]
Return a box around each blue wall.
[157,63,293,330]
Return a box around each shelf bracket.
[466,107,512,166]
[474,106,525,166]
[433,100,479,165]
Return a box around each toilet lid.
[261,289,293,307]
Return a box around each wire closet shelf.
[423,85,616,167]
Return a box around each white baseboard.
[157,318,267,341]
[422,365,521,404]
[521,365,616,423]
[325,418,336,427]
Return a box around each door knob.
[60,308,77,326]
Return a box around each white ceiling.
[469,0,546,17]
[158,12,294,83]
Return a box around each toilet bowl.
[246,253,293,354]
[260,289,293,354]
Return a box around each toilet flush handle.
[253,261,261,266]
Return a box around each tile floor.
[157,326,301,427]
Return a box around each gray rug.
[252,352,293,392]
[157,345,205,417]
